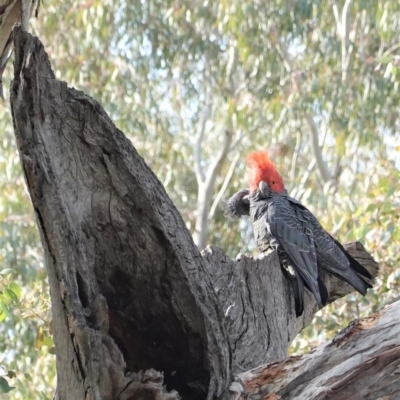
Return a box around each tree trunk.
[11,27,229,400]
[10,27,395,400]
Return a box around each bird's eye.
[272,180,275,185]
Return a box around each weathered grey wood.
[227,300,400,400]
[203,241,378,372]
[11,27,230,400]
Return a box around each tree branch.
[229,300,400,399]
[289,129,302,183]
[332,2,341,28]
[305,115,331,183]
[340,0,353,82]
[194,129,233,249]
[333,0,354,82]
[208,151,240,221]
[193,99,212,184]
[275,39,332,184]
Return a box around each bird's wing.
[287,196,348,263]
[260,197,322,306]
[328,234,372,280]
[287,196,372,293]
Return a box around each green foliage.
[0,90,54,399]
[1,0,399,397]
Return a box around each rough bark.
[203,241,378,372]
[227,300,400,400]
[10,28,388,400]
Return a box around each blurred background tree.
[1,0,399,398]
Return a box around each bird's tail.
[320,255,372,295]
[330,236,372,280]
[330,267,372,295]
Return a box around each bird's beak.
[259,180,268,192]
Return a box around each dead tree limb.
[228,300,400,400]
[203,241,378,372]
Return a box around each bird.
[225,150,372,316]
